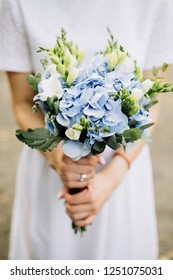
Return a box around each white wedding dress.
[0,0,173,260]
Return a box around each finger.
[65,187,95,205]
[66,210,90,222]
[65,201,94,215]
[61,162,95,176]
[61,170,95,186]
[75,155,98,166]
[73,215,96,227]
[61,180,89,189]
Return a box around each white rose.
[65,128,81,140]
[142,79,154,94]
[131,88,143,101]
[38,75,63,101]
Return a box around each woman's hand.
[60,155,98,189]
[45,148,98,195]
[64,155,129,227]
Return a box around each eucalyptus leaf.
[139,123,154,131]
[128,119,138,128]
[91,141,106,154]
[144,100,158,110]
[116,134,123,143]
[106,135,120,150]
[26,73,41,91]
[123,128,142,143]
[16,128,62,151]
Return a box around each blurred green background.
[0,68,173,260]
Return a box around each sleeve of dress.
[144,0,173,70]
[0,0,32,72]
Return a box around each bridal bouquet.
[16,28,172,233]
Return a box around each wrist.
[102,155,129,192]
[43,146,63,175]
[113,150,131,169]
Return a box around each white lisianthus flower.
[36,75,63,102]
[45,64,58,76]
[67,67,79,85]
[131,88,143,101]
[121,57,134,73]
[65,128,81,140]
[142,79,154,94]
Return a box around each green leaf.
[144,99,158,110]
[128,119,138,128]
[152,66,158,77]
[162,63,168,72]
[139,123,154,131]
[116,134,123,143]
[123,128,142,143]
[26,73,41,91]
[91,141,106,154]
[53,100,59,114]
[16,128,62,151]
[40,57,49,69]
[105,135,120,150]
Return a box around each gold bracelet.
[113,150,131,169]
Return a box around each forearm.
[101,96,162,193]
[14,102,45,130]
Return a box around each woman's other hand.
[64,155,129,227]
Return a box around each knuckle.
[89,156,97,166]
[61,163,69,173]
[67,181,74,188]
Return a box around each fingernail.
[57,191,64,199]
[99,156,106,165]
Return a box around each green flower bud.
[67,67,78,85]
[56,63,66,77]
[72,123,83,131]
[118,52,127,64]
[163,82,172,88]
[50,55,60,65]
[53,100,59,115]
[64,54,71,70]
[80,116,90,128]
[71,45,78,56]
[107,52,118,72]
[48,50,54,56]
[101,127,110,133]
[77,49,85,65]
[129,104,139,116]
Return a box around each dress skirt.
[9,145,158,260]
